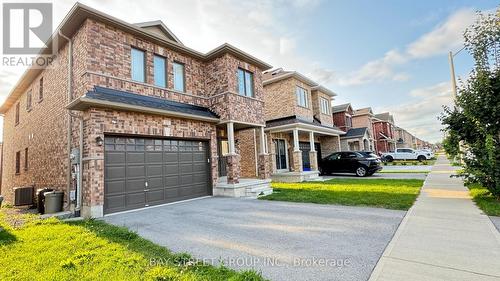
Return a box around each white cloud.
[337,8,477,86]
[378,81,454,143]
[337,49,410,86]
[406,9,476,58]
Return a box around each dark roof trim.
[67,86,219,122]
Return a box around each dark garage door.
[104,136,211,214]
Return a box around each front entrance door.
[299,142,321,171]
[275,139,287,170]
[217,139,229,177]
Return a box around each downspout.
[70,114,83,217]
[58,30,73,211]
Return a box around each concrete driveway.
[103,197,405,281]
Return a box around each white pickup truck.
[381,148,432,162]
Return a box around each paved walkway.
[369,155,500,281]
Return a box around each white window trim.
[320,97,330,114]
[296,86,308,108]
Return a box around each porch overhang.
[265,122,344,136]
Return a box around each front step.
[214,178,272,198]
[271,171,320,182]
[246,184,273,198]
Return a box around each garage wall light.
[95,136,104,146]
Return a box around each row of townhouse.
[332,104,430,155]
[0,3,429,217]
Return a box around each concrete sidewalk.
[369,155,500,281]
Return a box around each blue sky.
[0,0,497,142]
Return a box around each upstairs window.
[296,86,308,108]
[15,151,20,174]
[15,103,20,125]
[237,68,254,97]
[153,55,167,88]
[320,97,330,114]
[173,62,185,92]
[131,48,145,82]
[26,90,32,111]
[24,148,28,171]
[345,116,352,127]
[39,77,43,101]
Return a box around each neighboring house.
[395,127,415,149]
[262,68,344,182]
[333,104,373,151]
[352,107,376,151]
[332,103,353,132]
[373,112,397,154]
[0,3,274,217]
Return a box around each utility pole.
[448,51,459,101]
[448,48,465,163]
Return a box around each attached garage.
[104,136,211,214]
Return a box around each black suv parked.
[319,151,383,177]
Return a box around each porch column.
[259,127,266,154]
[258,127,270,179]
[291,128,303,172]
[226,122,240,184]
[309,131,318,171]
[293,128,300,151]
[227,122,235,154]
[337,136,342,152]
[309,131,315,151]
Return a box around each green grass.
[260,179,423,210]
[378,170,430,174]
[0,210,265,281]
[467,183,500,217]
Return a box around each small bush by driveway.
[261,179,423,210]
[103,197,405,281]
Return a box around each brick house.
[352,107,376,152]
[332,104,373,152]
[372,112,397,154]
[0,3,274,217]
[262,69,344,182]
[395,127,415,149]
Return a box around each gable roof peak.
[134,20,183,45]
[332,103,352,113]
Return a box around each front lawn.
[0,209,265,281]
[261,179,423,210]
[467,183,500,217]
